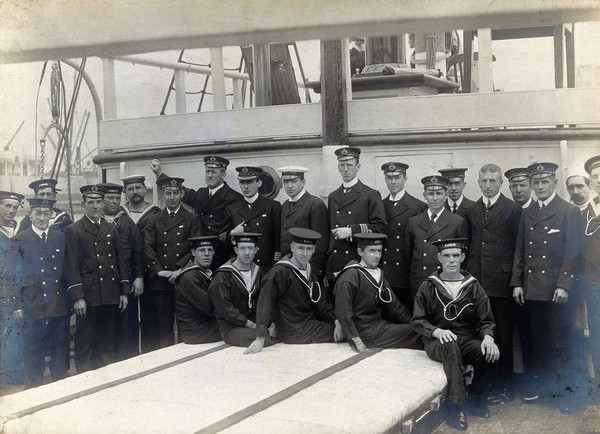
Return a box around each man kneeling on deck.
[208,233,277,347]
[412,238,499,431]
[245,228,343,354]
[333,233,422,353]
[173,236,222,344]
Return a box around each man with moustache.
[326,147,386,282]
[17,178,73,234]
[64,185,129,373]
[505,167,534,208]
[245,228,342,354]
[278,167,329,279]
[224,166,281,271]
[439,168,475,218]
[406,176,468,302]
[511,162,584,413]
[0,191,25,385]
[566,172,595,213]
[121,175,161,231]
[466,164,521,403]
[98,183,144,360]
[9,198,70,388]
[173,236,221,344]
[151,157,241,268]
[380,162,427,310]
[143,176,203,351]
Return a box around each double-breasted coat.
[225,195,281,269]
[445,196,476,218]
[510,195,582,300]
[280,192,329,277]
[381,192,427,289]
[406,209,468,298]
[65,217,130,305]
[466,194,522,297]
[144,207,203,292]
[326,181,387,277]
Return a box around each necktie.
[169,212,176,218]
[452,203,457,213]
[430,214,437,223]
[94,222,101,229]
[209,190,213,198]
[540,203,546,210]
[41,232,46,244]
[486,200,491,209]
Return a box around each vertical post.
[232,78,243,109]
[320,39,348,197]
[341,38,352,101]
[565,24,575,88]
[174,70,187,114]
[102,58,117,119]
[253,44,272,106]
[210,47,227,110]
[554,25,565,88]
[477,28,494,93]
[463,30,474,93]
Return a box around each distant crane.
[2,121,25,152]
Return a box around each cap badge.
[537,164,544,172]
[42,200,50,206]
[341,149,348,155]
[389,164,396,171]
[210,156,216,162]
[431,176,438,184]
[170,179,178,186]
[242,167,249,174]
[91,185,98,192]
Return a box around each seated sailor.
[411,238,499,431]
[333,232,422,353]
[245,228,343,354]
[173,236,222,344]
[208,233,277,347]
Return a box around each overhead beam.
[1,0,599,64]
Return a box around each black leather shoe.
[446,409,468,431]
[487,393,507,405]
[465,399,490,418]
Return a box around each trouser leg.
[488,296,514,390]
[48,315,70,382]
[94,304,119,369]
[23,318,45,389]
[362,322,423,350]
[280,320,334,344]
[426,339,466,405]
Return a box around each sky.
[1,23,599,170]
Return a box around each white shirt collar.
[166,206,181,215]
[388,189,406,202]
[483,192,501,207]
[31,225,48,238]
[447,195,464,208]
[428,208,444,220]
[289,189,306,203]
[245,193,259,204]
[86,215,101,225]
[209,182,225,195]
[538,192,556,208]
[342,178,359,189]
[522,197,533,209]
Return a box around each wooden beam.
[209,47,227,110]
[101,58,117,119]
[174,70,187,114]
[463,30,474,93]
[491,26,554,40]
[554,25,565,88]
[320,39,347,147]
[2,0,600,64]
[252,44,271,107]
[477,29,494,93]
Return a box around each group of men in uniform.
[1,147,599,432]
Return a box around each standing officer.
[439,168,475,218]
[173,236,222,344]
[99,182,144,361]
[10,198,70,388]
[151,157,242,268]
[406,176,468,301]
[326,147,386,281]
[225,166,281,271]
[582,155,600,403]
[64,185,129,373]
[0,191,25,385]
[278,166,329,279]
[17,178,73,234]
[505,167,534,209]
[511,162,584,413]
[143,176,203,351]
[466,164,521,403]
[380,162,427,309]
